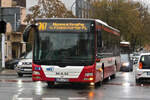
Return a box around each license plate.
[56,78,69,82]
[24,69,32,71]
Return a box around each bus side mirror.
[23,24,35,42]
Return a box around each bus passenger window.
[97,30,102,48]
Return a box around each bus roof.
[35,18,94,22]
[95,19,120,33]
[35,18,120,33]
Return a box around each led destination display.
[38,21,91,32]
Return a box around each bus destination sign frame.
[37,21,91,32]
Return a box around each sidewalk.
[0,69,17,76]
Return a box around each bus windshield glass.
[34,31,95,65]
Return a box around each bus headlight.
[84,77,94,81]
[89,77,94,81]
[33,71,40,75]
[85,73,93,77]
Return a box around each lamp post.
[75,0,80,17]
[0,7,5,69]
[71,1,76,16]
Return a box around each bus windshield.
[33,31,95,66]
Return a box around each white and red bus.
[23,18,121,86]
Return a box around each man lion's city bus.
[23,18,121,86]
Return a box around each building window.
[7,35,10,41]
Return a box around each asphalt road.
[0,72,150,100]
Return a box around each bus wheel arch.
[47,82,55,88]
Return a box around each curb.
[0,73,17,76]
[0,68,4,71]
[0,69,17,76]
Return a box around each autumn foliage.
[25,0,75,23]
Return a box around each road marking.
[12,97,88,100]
[42,98,60,100]
[0,79,32,83]
[12,95,33,100]
[12,97,87,100]
[12,95,19,100]
[68,97,87,100]
[16,98,33,100]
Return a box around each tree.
[91,0,150,52]
[25,0,75,23]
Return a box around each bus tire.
[111,74,116,79]
[136,79,141,84]
[47,82,55,87]
[95,81,102,87]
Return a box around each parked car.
[5,52,27,69]
[135,53,150,83]
[132,53,140,64]
[130,53,133,60]
[15,51,32,77]
[120,54,133,72]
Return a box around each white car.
[135,53,150,83]
[15,51,32,77]
[132,53,140,64]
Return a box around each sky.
[26,0,150,14]
[61,0,75,10]
[26,0,38,14]
[133,0,150,6]
[26,0,75,14]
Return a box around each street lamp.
[71,1,76,12]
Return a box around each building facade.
[0,0,26,69]
[12,0,26,7]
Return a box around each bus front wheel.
[47,82,55,87]
[110,74,116,79]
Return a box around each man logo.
[56,72,68,76]
[46,67,54,71]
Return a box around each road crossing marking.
[12,96,87,100]
[42,98,60,100]
[12,95,19,100]
[16,98,33,100]
[68,97,87,100]
[12,95,33,100]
